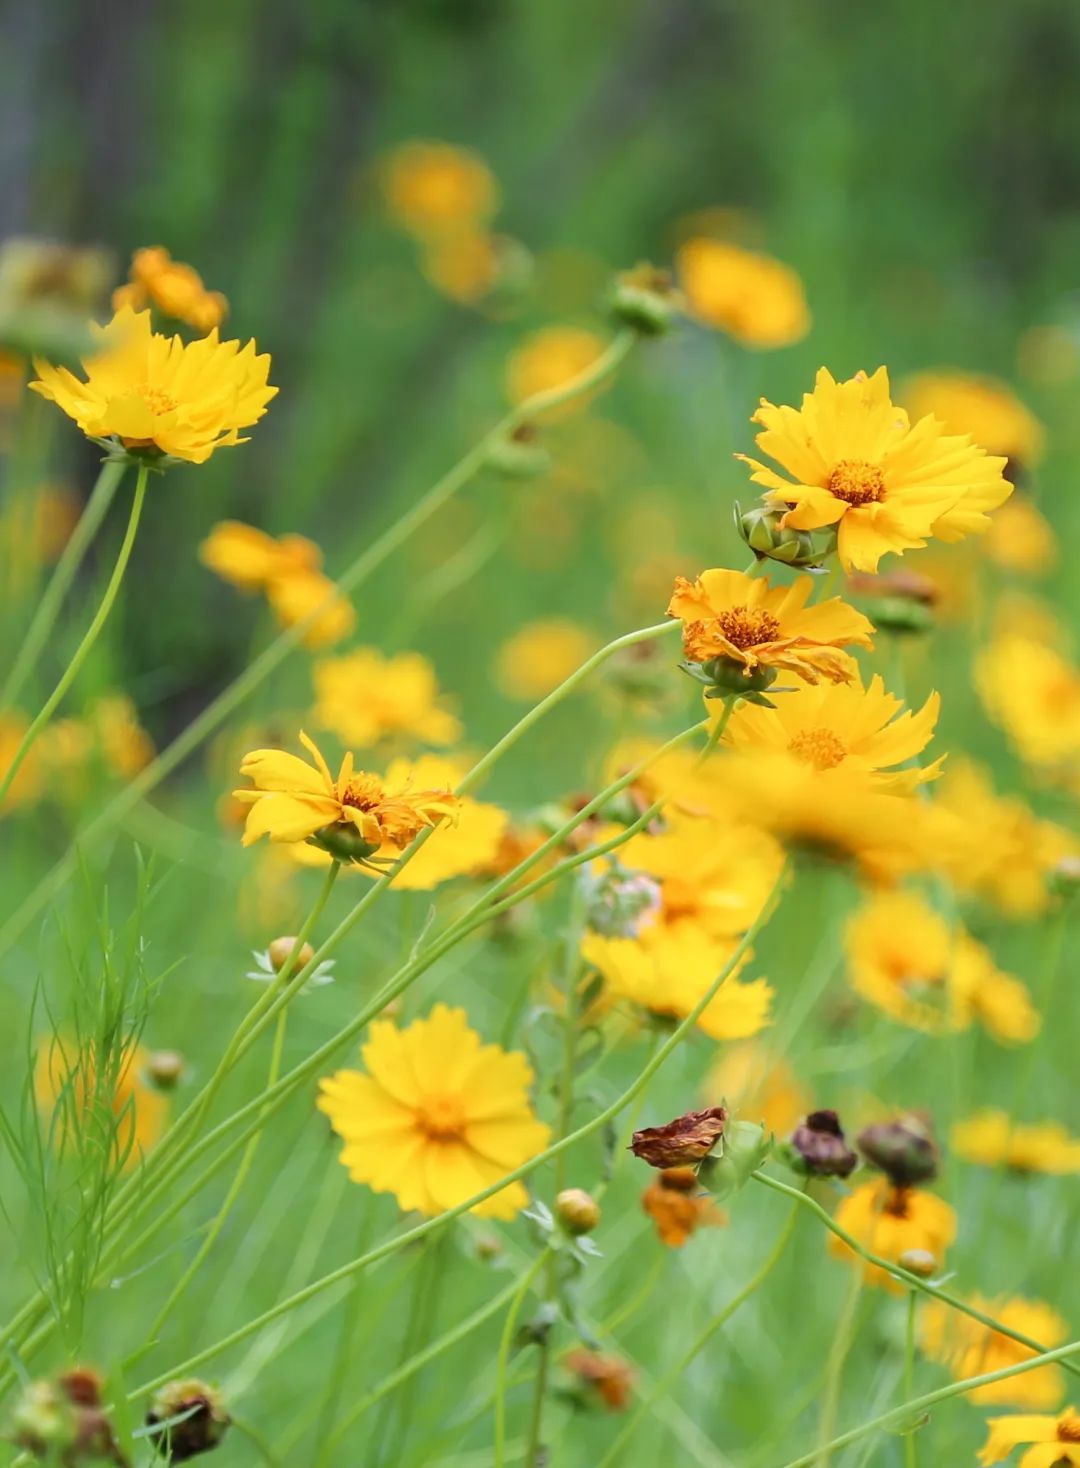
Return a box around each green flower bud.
[735,502,837,570]
[607,263,683,336]
[865,597,936,636]
[695,1120,772,1199]
[310,824,380,864]
[484,423,552,479]
[555,1188,602,1236]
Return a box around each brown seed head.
[630,1106,727,1169]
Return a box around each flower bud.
[857,1114,939,1188]
[146,1050,185,1092]
[785,1110,858,1179]
[564,1350,635,1411]
[1049,853,1080,899]
[484,422,552,480]
[862,596,936,637]
[687,656,778,701]
[631,1106,727,1169]
[696,1120,772,1200]
[10,1368,125,1465]
[736,502,837,569]
[267,935,316,973]
[897,1248,937,1279]
[555,1187,601,1236]
[607,263,683,336]
[311,823,380,864]
[578,861,662,940]
[145,1380,229,1461]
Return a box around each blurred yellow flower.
[668,568,873,685]
[979,1407,1080,1466]
[505,326,607,417]
[677,237,810,348]
[739,367,1013,572]
[200,520,354,648]
[976,634,1080,769]
[93,694,155,778]
[312,647,460,749]
[265,570,355,649]
[982,497,1057,577]
[722,674,941,792]
[234,730,459,859]
[381,141,499,240]
[317,1003,549,1219]
[30,306,275,464]
[829,1179,957,1293]
[496,618,598,700]
[951,1110,1080,1175]
[0,712,42,812]
[35,1038,167,1168]
[922,1294,1067,1409]
[705,1042,809,1137]
[112,245,228,334]
[421,230,499,304]
[844,890,1040,1042]
[901,370,1044,469]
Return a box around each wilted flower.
[11,1367,126,1465]
[786,1110,858,1179]
[145,1379,230,1461]
[857,1114,939,1187]
[631,1106,727,1169]
[563,1350,635,1411]
[641,1167,726,1247]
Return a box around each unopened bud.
[863,596,936,636]
[555,1188,601,1236]
[696,1120,772,1200]
[484,422,552,480]
[311,824,380,864]
[267,935,316,973]
[146,1050,185,1091]
[145,1379,229,1461]
[857,1114,939,1188]
[785,1110,858,1179]
[631,1106,727,1169]
[607,263,682,336]
[1050,853,1080,898]
[898,1248,937,1279]
[11,1368,124,1465]
[736,502,837,570]
[578,861,662,940]
[684,655,778,703]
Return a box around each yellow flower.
[505,326,608,417]
[496,618,598,700]
[930,759,1075,919]
[199,521,321,592]
[421,231,501,305]
[30,306,275,464]
[667,568,874,686]
[705,1043,809,1137]
[35,1038,167,1168]
[829,1179,957,1293]
[982,498,1057,577]
[312,647,460,749]
[901,370,1044,468]
[738,367,1013,573]
[380,142,499,240]
[317,1003,549,1219]
[951,1110,1080,1175]
[922,1295,1067,1409]
[113,245,228,334]
[0,712,42,812]
[844,890,1040,1042]
[234,730,459,861]
[976,634,1080,770]
[979,1407,1080,1466]
[264,570,356,649]
[722,673,941,792]
[676,237,810,348]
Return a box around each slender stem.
[0,463,148,807]
[903,1291,918,1468]
[781,1337,1080,1468]
[0,330,638,961]
[0,457,127,710]
[493,1249,551,1468]
[697,693,737,764]
[597,1196,801,1468]
[128,864,790,1399]
[815,1264,863,1463]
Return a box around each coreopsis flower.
[631,1106,727,1168]
[264,569,355,648]
[112,245,228,333]
[676,237,810,348]
[979,1407,1080,1466]
[234,731,459,863]
[495,618,599,700]
[92,694,155,778]
[983,498,1057,577]
[901,370,1044,471]
[737,367,1013,573]
[0,711,43,812]
[721,674,942,793]
[667,569,874,689]
[199,520,321,591]
[39,694,154,793]
[951,1111,1080,1175]
[922,1294,1068,1409]
[976,634,1080,770]
[380,141,499,240]
[705,1043,809,1137]
[505,326,608,417]
[317,1004,550,1219]
[145,1379,230,1460]
[563,1350,635,1412]
[34,1038,167,1167]
[829,1179,957,1293]
[29,306,275,464]
[311,647,461,749]
[641,1167,726,1247]
[844,890,1040,1042]
[930,759,1076,919]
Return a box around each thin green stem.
[493,1249,551,1468]
[903,1291,918,1468]
[815,1262,863,1463]
[0,457,127,710]
[597,1196,800,1468]
[697,693,737,764]
[0,463,148,807]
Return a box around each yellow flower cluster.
[112,246,228,334]
[200,520,354,648]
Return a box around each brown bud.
[145,1379,229,1461]
[57,1369,103,1408]
[267,935,315,973]
[146,1050,185,1091]
[555,1188,601,1236]
[857,1113,939,1187]
[788,1110,858,1179]
[630,1106,726,1169]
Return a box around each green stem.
[903,1291,918,1468]
[0,463,148,807]
[493,1250,551,1468]
[0,457,127,711]
[815,1262,863,1463]
[781,1337,1080,1468]
[127,864,790,1400]
[597,1196,801,1468]
[0,330,638,961]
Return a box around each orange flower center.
[416,1094,466,1141]
[340,773,385,811]
[788,727,847,770]
[1058,1411,1080,1443]
[140,383,178,417]
[713,606,780,650]
[828,459,886,507]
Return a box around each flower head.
[496,618,599,700]
[738,367,1013,572]
[312,647,460,749]
[976,634,1080,771]
[34,1038,166,1168]
[787,1110,858,1179]
[979,1407,1080,1466]
[901,370,1044,470]
[668,568,873,688]
[145,1379,230,1461]
[829,1179,957,1293]
[983,497,1057,577]
[381,141,498,240]
[922,1294,1067,1409]
[317,1004,550,1219]
[641,1167,727,1246]
[677,238,810,348]
[630,1106,727,1169]
[234,731,459,863]
[563,1350,635,1412]
[505,326,608,417]
[113,245,228,333]
[951,1111,1080,1175]
[30,306,275,464]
